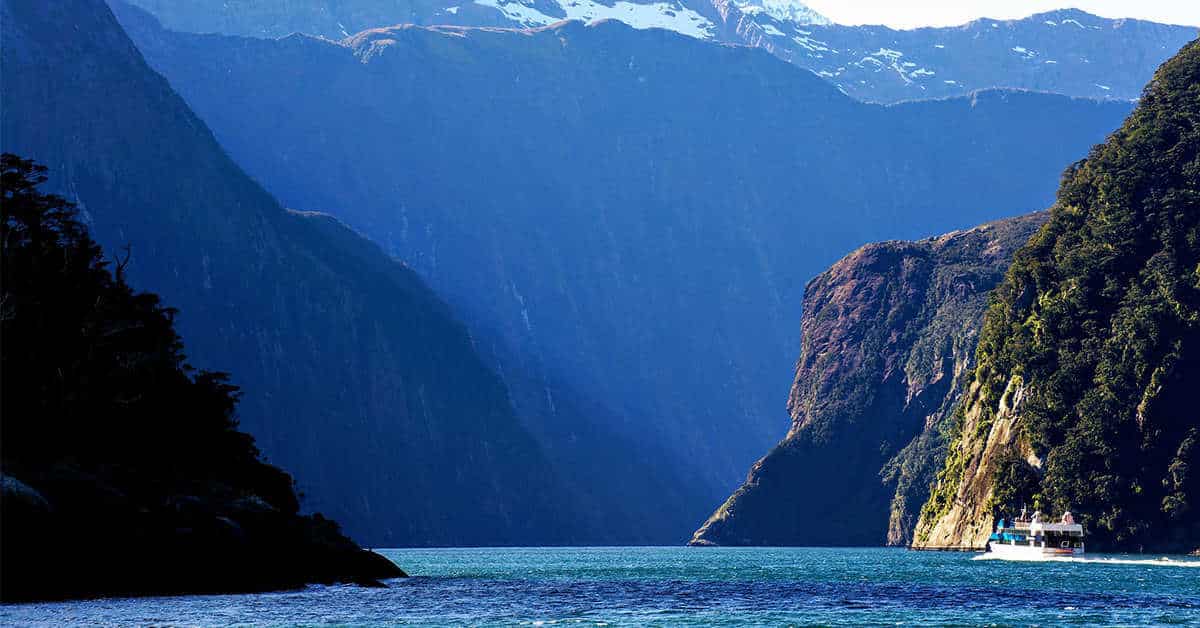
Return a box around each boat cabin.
[988,509,1085,555]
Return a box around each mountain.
[118,1,1195,102]
[112,3,1137,539]
[1,0,596,547]
[914,39,1200,554]
[690,214,1046,547]
[1,154,404,601]
[708,8,1197,103]
[117,0,802,39]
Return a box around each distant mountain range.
[120,0,1196,102]
[112,1,1136,542]
[734,8,1196,102]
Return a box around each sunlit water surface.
[4,547,1198,626]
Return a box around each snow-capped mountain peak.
[474,0,716,39]
[733,0,829,25]
[121,0,1197,104]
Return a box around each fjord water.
[5,548,1198,626]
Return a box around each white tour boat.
[986,508,1085,559]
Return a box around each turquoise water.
[4,547,1199,625]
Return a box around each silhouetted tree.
[2,152,295,512]
[2,154,402,601]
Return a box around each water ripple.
[3,547,1198,626]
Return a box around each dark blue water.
[4,547,1198,625]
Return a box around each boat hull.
[987,542,1083,560]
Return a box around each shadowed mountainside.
[1,0,617,547]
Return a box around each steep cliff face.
[1,0,586,546]
[691,214,1046,546]
[914,40,1200,553]
[113,8,1134,537]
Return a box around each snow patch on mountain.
[792,33,832,54]
[474,0,715,38]
[853,48,922,85]
[760,23,785,37]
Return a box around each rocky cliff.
[691,214,1046,546]
[914,40,1200,554]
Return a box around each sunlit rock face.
[691,214,1046,547]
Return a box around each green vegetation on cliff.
[1,155,404,601]
[917,40,1200,552]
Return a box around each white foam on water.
[971,553,1200,568]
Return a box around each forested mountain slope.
[914,39,1200,554]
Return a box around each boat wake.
[972,553,1200,568]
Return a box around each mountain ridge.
[118,0,1197,102]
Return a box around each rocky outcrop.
[691,214,1046,547]
[914,40,1200,553]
